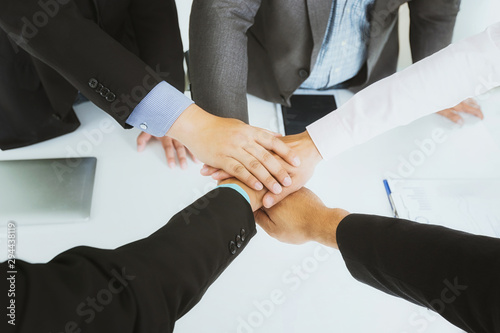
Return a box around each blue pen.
[383,179,399,218]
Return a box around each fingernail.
[283,176,292,186]
[273,183,282,194]
[212,172,219,178]
[457,118,464,126]
[293,157,301,167]
[169,162,175,169]
[137,144,145,152]
[265,197,274,208]
[255,182,263,190]
[201,166,208,174]
[181,162,188,170]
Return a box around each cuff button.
[88,78,98,89]
[235,235,242,248]
[229,241,237,255]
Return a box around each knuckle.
[232,163,245,175]
[261,151,273,163]
[249,159,261,170]
[266,175,276,185]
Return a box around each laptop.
[0,157,97,225]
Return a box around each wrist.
[167,104,215,146]
[302,130,323,165]
[219,179,265,212]
[314,208,350,249]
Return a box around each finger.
[137,132,152,152]
[256,131,301,167]
[186,148,200,163]
[254,209,276,235]
[454,102,484,120]
[262,129,283,138]
[437,109,464,125]
[262,186,299,208]
[237,149,284,194]
[161,137,177,169]
[464,98,480,109]
[211,171,232,181]
[173,139,188,170]
[200,165,220,176]
[223,158,264,191]
[245,144,292,187]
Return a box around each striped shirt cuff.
[126,81,194,137]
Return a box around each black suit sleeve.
[337,214,500,333]
[1,188,255,333]
[0,0,183,126]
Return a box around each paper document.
[387,179,500,238]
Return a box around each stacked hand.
[167,104,302,194]
[255,188,349,248]
[204,130,323,207]
[219,175,350,249]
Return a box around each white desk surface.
[1,89,500,333]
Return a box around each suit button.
[95,84,104,94]
[106,92,116,102]
[99,87,110,97]
[298,69,309,78]
[235,235,242,248]
[240,229,246,242]
[89,78,98,89]
[229,241,237,255]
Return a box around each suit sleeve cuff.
[126,81,194,137]
[216,184,251,205]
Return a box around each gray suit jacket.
[189,0,461,122]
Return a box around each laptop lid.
[0,157,97,225]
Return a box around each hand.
[254,188,350,248]
[437,98,483,125]
[202,130,323,208]
[137,132,199,169]
[167,104,301,194]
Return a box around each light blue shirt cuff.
[126,81,194,137]
[217,184,251,205]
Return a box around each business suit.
[1,188,255,332]
[0,0,185,150]
[337,214,500,333]
[1,188,498,332]
[189,0,461,122]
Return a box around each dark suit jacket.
[2,190,498,332]
[1,188,255,333]
[0,0,185,150]
[338,214,500,333]
[189,0,461,122]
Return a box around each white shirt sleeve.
[306,22,500,160]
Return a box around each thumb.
[254,209,275,235]
[137,132,152,152]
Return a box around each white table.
[1,89,500,333]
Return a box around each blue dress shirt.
[301,0,375,90]
[125,81,194,137]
